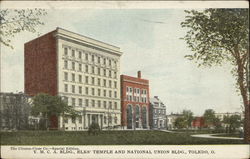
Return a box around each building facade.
[149,96,166,129]
[121,71,150,129]
[192,117,205,129]
[0,92,31,130]
[25,28,123,130]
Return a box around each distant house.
[192,117,205,129]
[149,96,166,129]
[0,92,31,130]
[166,113,183,130]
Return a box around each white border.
[0,1,249,9]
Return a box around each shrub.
[88,123,101,135]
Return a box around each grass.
[0,130,245,145]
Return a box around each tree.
[181,9,249,142]
[203,109,217,128]
[0,9,47,92]
[31,93,79,130]
[182,109,194,128]
[174,117,186,129]
[223,115,242,133]
[174,110,194,129]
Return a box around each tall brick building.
[120,71,150,129]
[25,28,123,130]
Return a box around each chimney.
[137,71,141,79]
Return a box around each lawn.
[0,130,245,145]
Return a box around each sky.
[1,3,245,116]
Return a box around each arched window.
[142,106,147,129]
[127,105,133,129]
[135,105,140,128]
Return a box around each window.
[85,54,88,61]
[72,50,75,57]
[85,76,89,84]
[78,116,82,123]
[109,80,112,88]
[97,78,101,86]
[109,116,112,124]
[103,90,106,97]
[98,100,101,107]
[85,65,88,73]
[85,99,89,107]
[130,88,133,92]
[72,62,75,70]
[103,79,106,87]
[78,51,82,59]
[98,68,101,75]
[114,81,117,88]
[79,86,82,94]
[103,58,106,65]
[98,89,101,96]
[126,87,129,92]
[72,116,76,123]
[98,57,100,63]
[109,101,112,109]
[109,59,111,66]
[92,55,95,62]
[92,88,95,96]
[91,77,95,85]
[103,101,107,108]
[114,102,117,109]
[92,66,95,74]
[72,73,75,82]
[114,91,117,98]
[103,69,106,76]
[64,84,68,92]
[72,98,75,106]
[72,85,75,93]
[114,72,117,78]
[79,64,82,71]
[64,60,68,69]
[109,90,112,98]
[64,72,68,81]
[91,100,95,107]
[85,87,89,95]
[64,48,68,56]
[79,98,82,106]
[79,75,82,83]
[109,70,112,77]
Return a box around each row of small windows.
[126,95,148,103]
[64,116,118,124]
[64,47,117,67]
[64,97,119,109]
[64,60,117,78]
[64,84,118,98]
[64,72,117,88]
[154,109,166,115]
[126,87,147,95]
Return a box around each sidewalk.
[191,133,243,140]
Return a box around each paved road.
[191,134,243,140]
[160,130,243,140]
